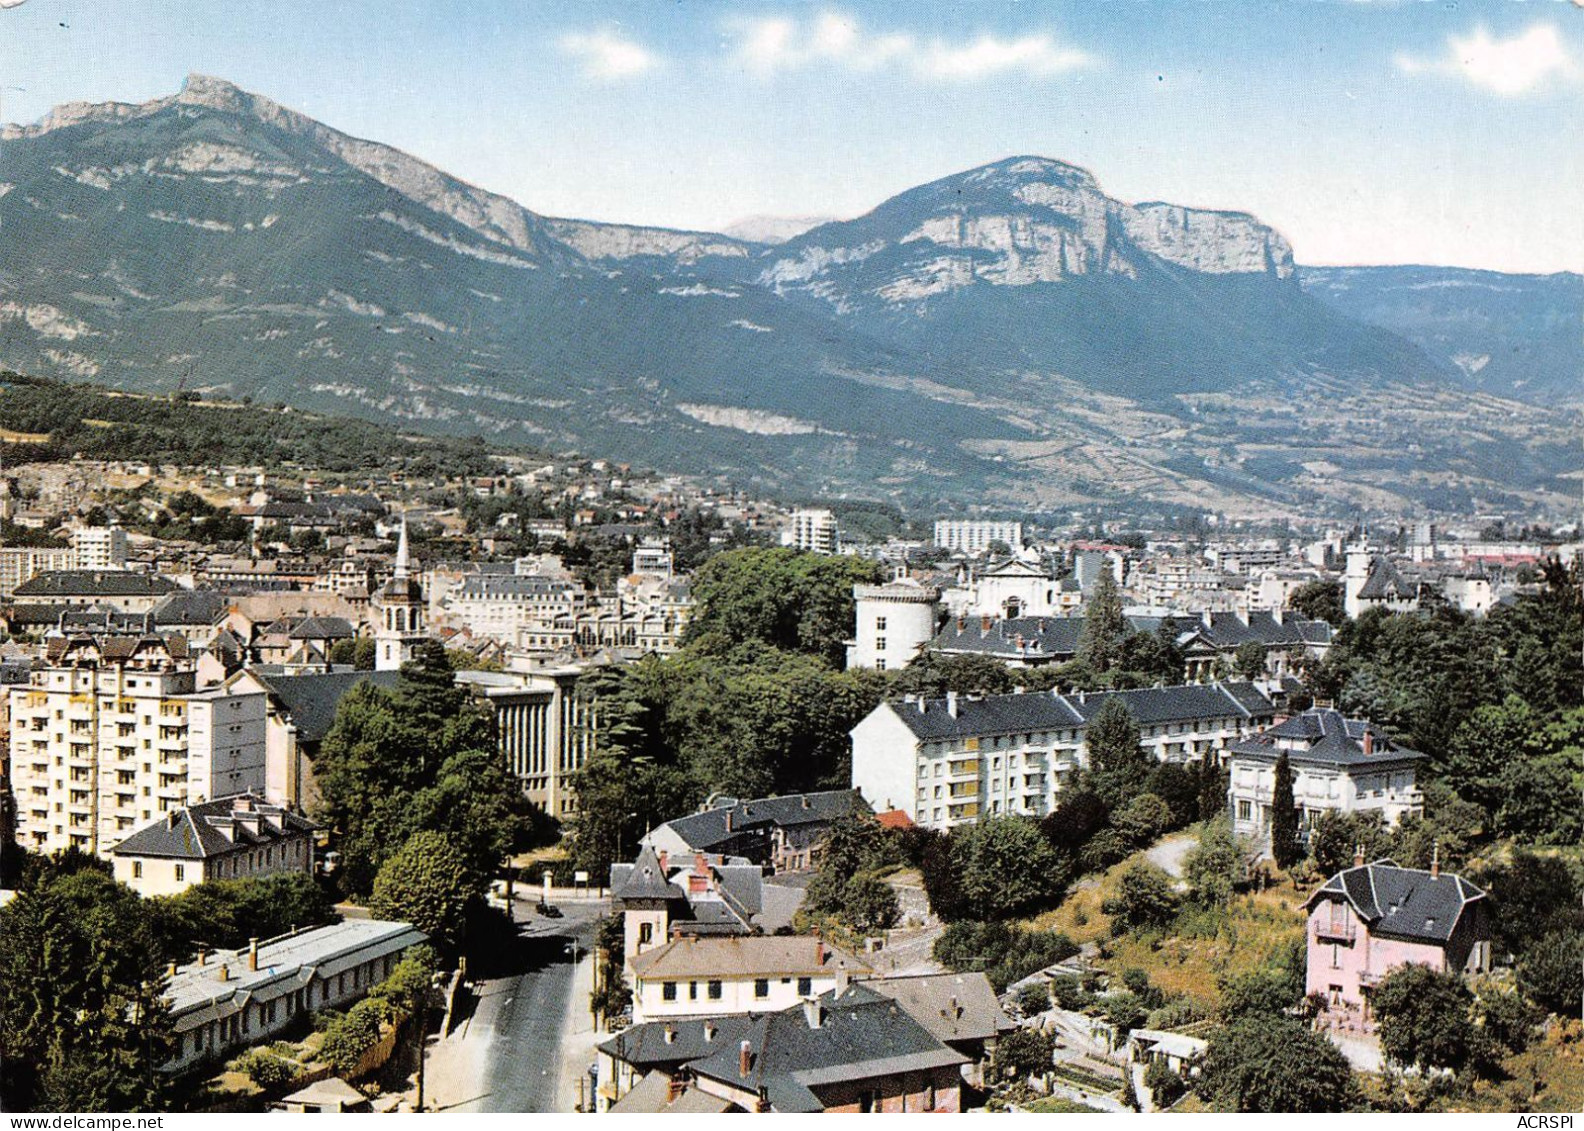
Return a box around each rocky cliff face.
[765,157,1293,310]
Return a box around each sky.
[1,0,1580,273]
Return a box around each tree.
[1077,569,1127,675]
[1289,580,1346,626]
[1016,982,1051,1016]
[1197,753,1228,820]
[950,816,1070,921]
[1146,762,1200,830]
[1372,964,1475,1072]
[891,652,1017,698]
[1470,851,1584,966]
[803,814,902,932]
[1233,641,1267,681]
[1039,787,1109,856]
[329,636,376,669]
[368,831,474,949]
[1145,1059,1188,1108]
[0,868,175,1112]
[1184,818,1243,907]
[1218,966,1303,1021]
[1198,1016,1357,1112]
[1270,752,1300,870]
[1085,699,1154,810]
[1306,811,1389,879]
[840,873,902,933]
[149,872,337,962]
[1517,929,1583,1016]
[1102,862,1180,934]
[1113,792,1173,848]
[994,1026,1054,1082]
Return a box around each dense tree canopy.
[1085,699,1155,810]
[1199,1016,1357,1112]
[369,831,475,949]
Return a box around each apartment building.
[71,525,129,571]
[932,519,1023,555]
[851,682,1275,830]
[784,509,839,555]
[456,666,592,818]
[0,545,76,598]
[6,631,266,855]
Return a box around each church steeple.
[374,513,425,671]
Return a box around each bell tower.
[374,516,426,671]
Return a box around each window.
[174,864,185,882]
[1236,800,1252,821]
[797,977,812,996]
[875,659,886,671]
[708,980,722,1000]
[132,861,143,879]
[662,981,677,1001]
[754,979,770,999]
[689,981,698,1000]
[639,922,653,945]
[875,617,887,631]
[875,637,886,652]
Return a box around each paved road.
[426,898,602,1113]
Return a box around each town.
[1,387,1579,1115]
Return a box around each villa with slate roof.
[598,981,968,1112]
[610,846,765,964]
[643,789,869,873]
[1226,708,1425,853]
[1345,549,1422,619]
[110,792,314,897]
[1305,855,1490,1033]
[850,681,1276,830]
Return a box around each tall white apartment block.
[785,509,839,555]
[7,633,266,856]
[71,526,129,571]
[0,545,76,598]
[933,520,1024,555]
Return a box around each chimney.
[1353,843,1365,869]
[658,849,669,873]
[814,929,825,965]
[217,962,230,982]
[167,961,178,978]
[739,1040,753,1078]
[724,808,734,832]
[1362,729,1374,756]
[946,691,958,718]
[704,1021,717,1043]
[197,948,207,966]
[916,697,926,714]
[663,1024,676,1045]
[248,938,259,972]
[980,615,992,634]
[694,852,707,875]
[956,614,965,631]
[1430,841,1441,880]
[801,795,811,810]
[803,998,824,1029]
[835,965,850,996]
[666,1077,686,1102]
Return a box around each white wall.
[849,706,922,819]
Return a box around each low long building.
[851,681,1276,830]
[110,793,315,897]
[162,919,426,1074]
[629,935,869,1024]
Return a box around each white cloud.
[559,29,659,81]
[0,0,29,9]
[730,10,1095,81]
[1396,23,1576,96]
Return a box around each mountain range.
[1,75,1576,517]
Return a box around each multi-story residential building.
[932,519,1023,555]
[632,537,674,579]
[6,631,271,855]
[1305,854,1490,1033]
[846,575,940,671]
[71,525,129,571]
[784,509,839,556]
[162,919,426,1075]
[0,545,76,598]
[110,792,314,897]
[851,682,1276,830]
[442,574,588,651]
[1226,709,1426,853]
[11,569,180,613]
[628,935,871,1024]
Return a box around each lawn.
[1024,1095,1112,1113]
[1024,839,1306,1012]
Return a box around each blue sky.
[2,0,1580,272]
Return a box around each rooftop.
[1307,859,1483,944]
[110,792,315,860]
[629,935,869,981]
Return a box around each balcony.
[1314,921,1357,944]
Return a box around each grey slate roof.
[932,611,1331,663]
[685,982,969,1112]
[1227,708,1426,767]
[657,790,869,855]
[251,669,401,742]
[14,570,180,598]
[110,793,315,860]
[152,590,230,627]
[1358,556,1413,601]
[1307,859,1484,944]
[887,680,1274,742]
[287,616,356,640]
[610,846,685,902]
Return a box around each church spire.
[394,514,410,580]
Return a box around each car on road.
[535,902,563,918]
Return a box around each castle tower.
[374,517,426,671]
[847,571,941,671]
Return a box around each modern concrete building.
[455,666,591,819]
[932,519,1023,555]
[851,682,1276,830]
[784,509,839,556]
[71,525,129,571]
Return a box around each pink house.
[1304,855,1491,1033]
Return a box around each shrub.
[230,1047,300,1090]
[1102,863,1181,934]
[1144,1059,1187,1108]
[1016,982,1051,1016]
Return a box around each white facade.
[0,545,75,598]
[933,520,1023,555]
[72,526,129,571]
[846,577,940,671]
[629,937,868,1024]
[971,558,1066,618]
[1228,757,1424,845]
[784,509,839,555]
[374,518,426,671]
[5,637,269,855]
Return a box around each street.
[423,895,604,1113]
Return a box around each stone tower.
[374,517,426,671]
